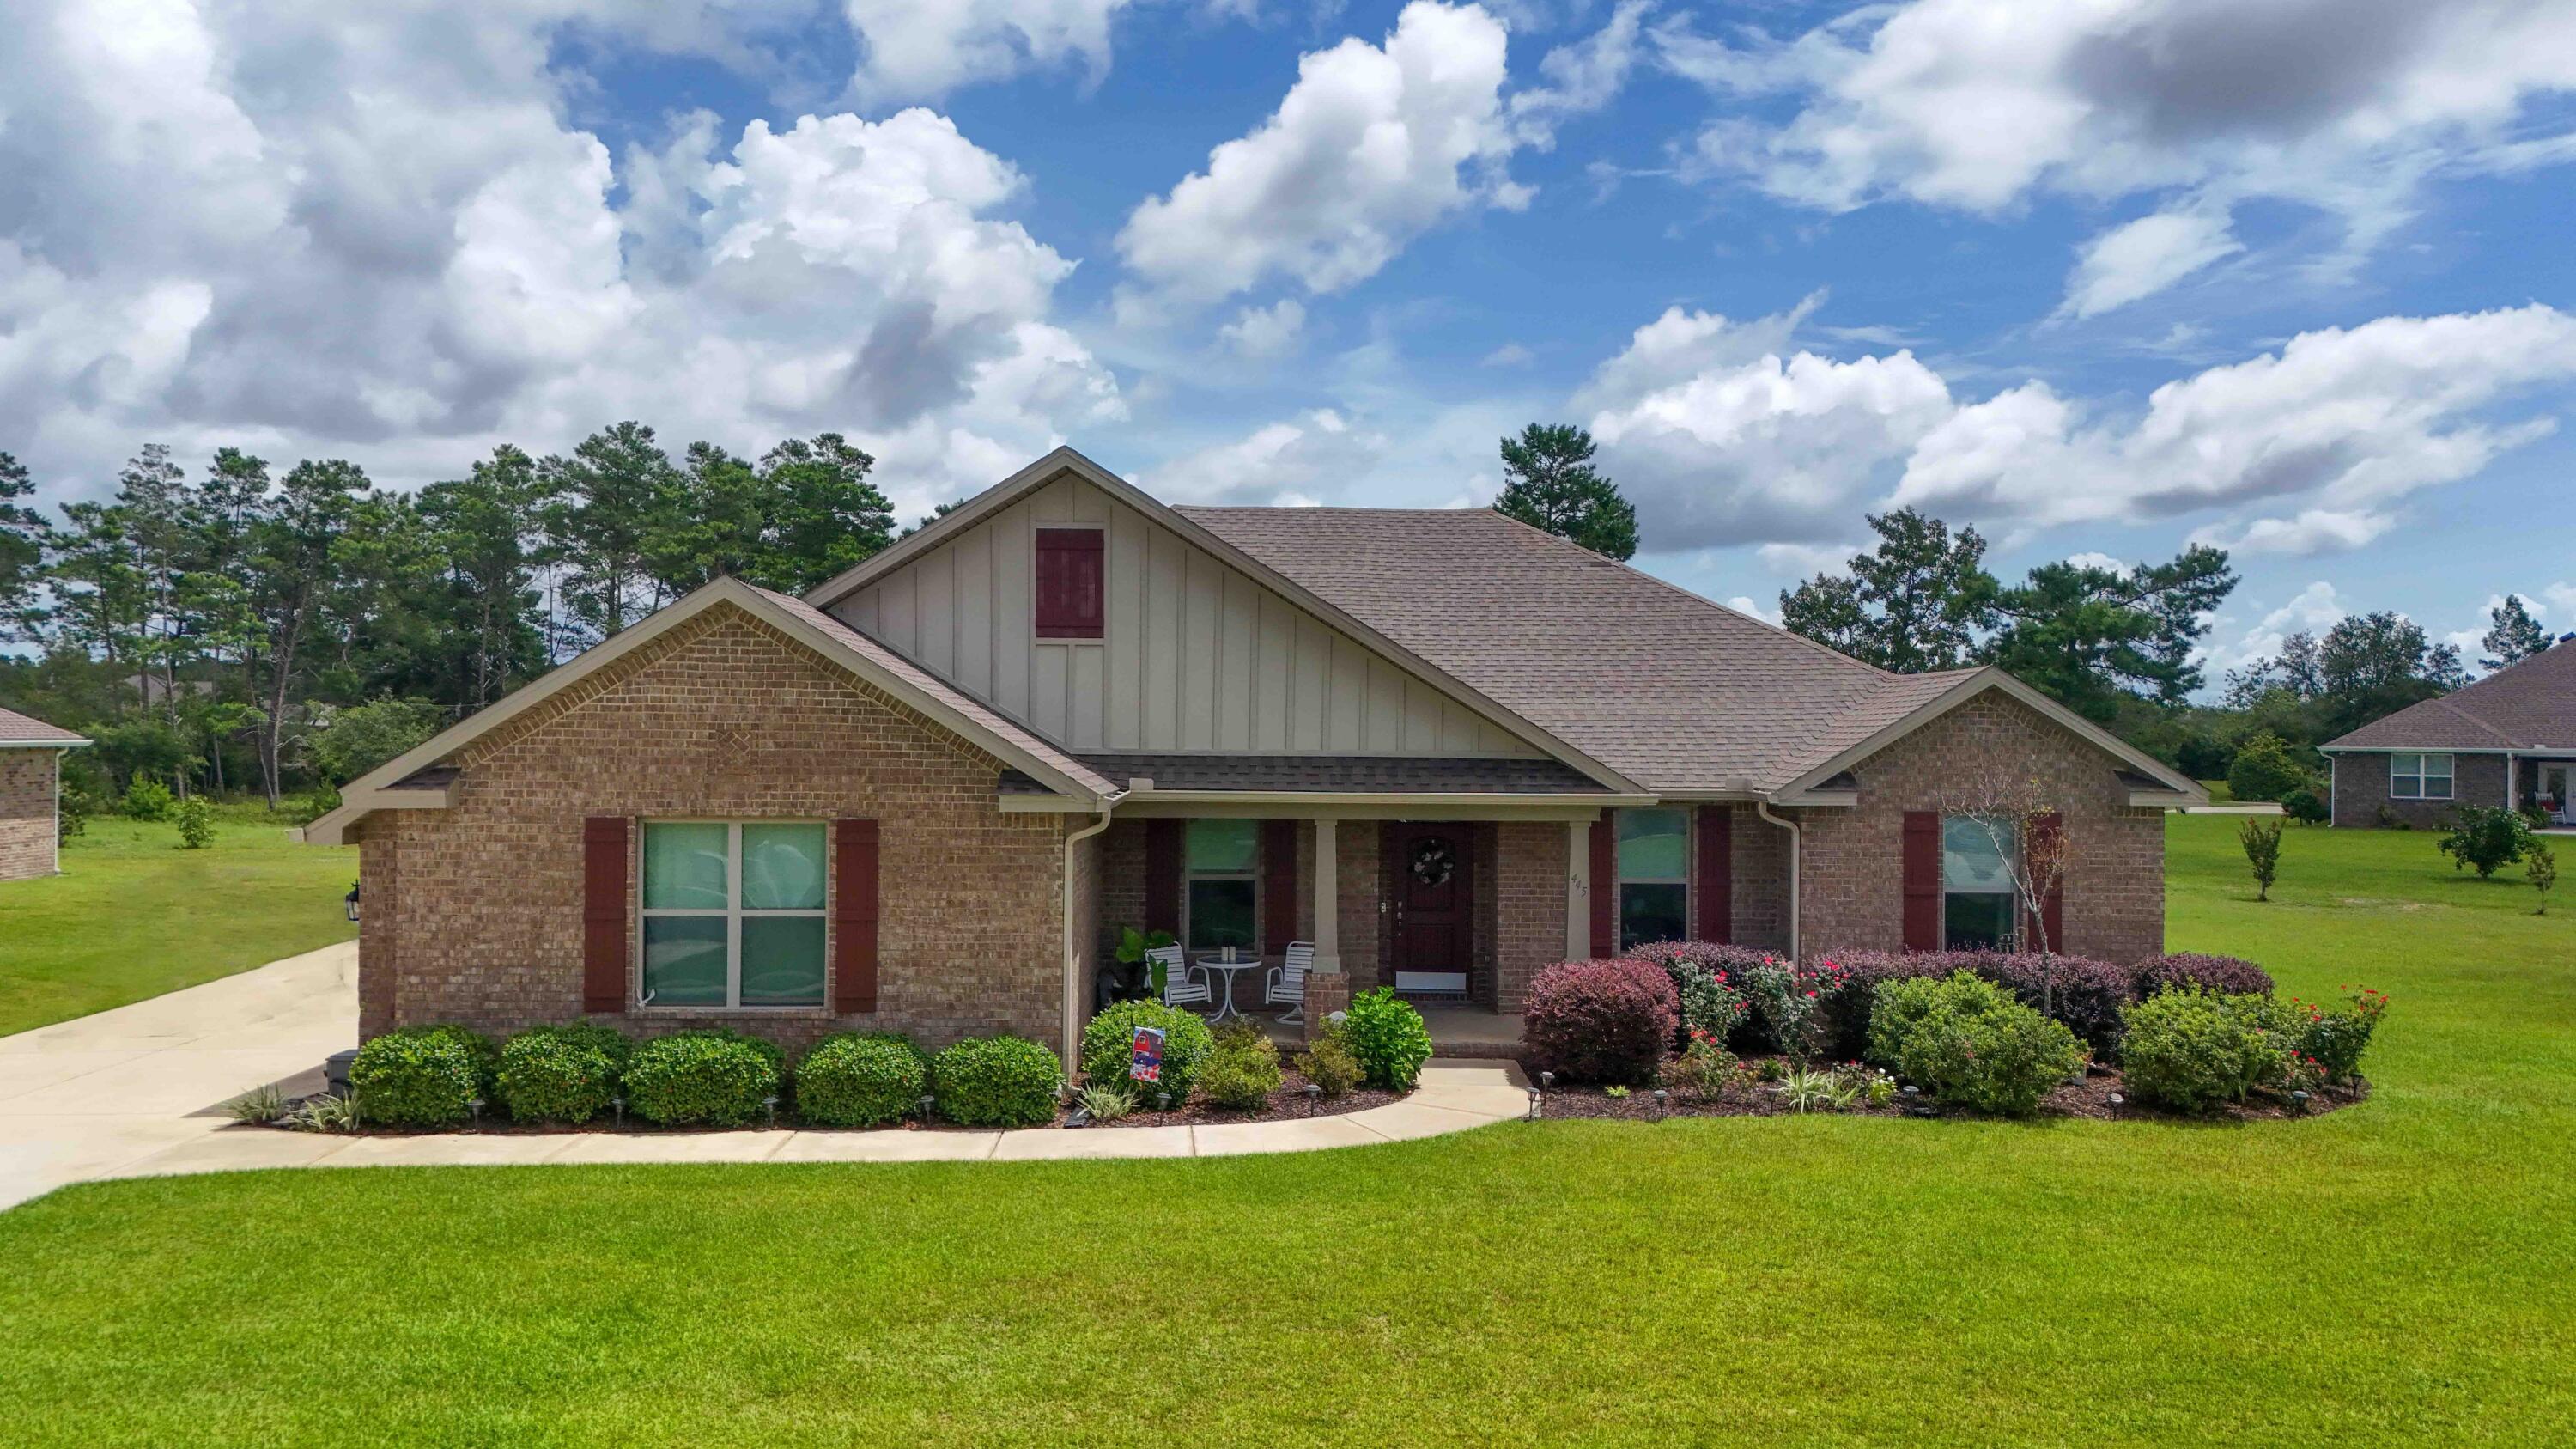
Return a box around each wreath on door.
[1409,838,1455,887]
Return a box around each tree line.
[0,425,897,809]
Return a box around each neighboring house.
[0,707,89,881]
[306,448,2203,1065]
[2320,636,2576,829]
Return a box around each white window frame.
[637,820,829,1010]
[1941,813,2021,952]
[1182,819,1261,953]
[1615,807,1692,951]
[2389,752,2453,801]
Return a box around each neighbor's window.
[1184,819,1258,952]
[1617,807,1690,951]
[640,822,827,1008]
[1034,527,1104,639]
[1941,815,2017,952]
[2389,752,2452,801]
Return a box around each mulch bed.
[1526,1057,2370,1124]
[266,1065,1398,1136]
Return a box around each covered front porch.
[2518,756,2576,827]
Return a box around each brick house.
[2319,636,2576,829]
[1,706,88,881]
[307,447,2203,1067]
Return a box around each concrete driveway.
[0,941,354,1210]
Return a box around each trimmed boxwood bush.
[1341,986,1434,1091]
[933,1036,1063,1127]
[495,1023,630,1123]
[1625,941,1762,1044]
[1522,959,1677,1086]
[1872,971,2083,1117]
[2120,989,2295,1113]
[2133,952,2274,1000]
[796,1032,929,1127]
[1080,998,1217,1105]
[1200,1026,1283,1111]
[349,1024,497,1126]
[623,1030,786,1127]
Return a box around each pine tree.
[1492,424,1637,561]
[0,452,52,642]
[2481,594,2549,671]
[1780,508,1995,672]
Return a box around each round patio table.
[1194,957,1260,1024]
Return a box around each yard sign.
[1129,1026,1166,1083]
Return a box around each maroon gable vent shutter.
[835,819,880,1014]
[1145,819,1182,937]
[2025,811,2065,953]
[581,817,631,1012]
[1588,816,1616,958]
[1901,811,1941,953]
[1696,806,1734,944]
[1261,819,1297,954]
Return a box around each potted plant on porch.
[1097,926,1177,1008]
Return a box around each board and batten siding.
[830,472,1538,758]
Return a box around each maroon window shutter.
[581,817,630,1012]
[1695,806,1733,944]
[2025,811,2065,953]
[1034,528,1105,638]
[1145,819,1182,935]
[835,819,881,1014]
[1588,815,1616,957]
[1261,819,1297,954]
[1901,811,1941,953]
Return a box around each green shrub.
[119,779,176,821]
[1075,1081,1136,1121]
[796,1032,929,1127]
[2225,731,2313,804]
[349,1024,498,1126]
[933,1036,1062,1127]
[2439,805,2535,880]
[495,1023,630,1123]
[2118,989,2294,1114]
[623,1031,785,1126]
[1201,1032,1283,1111]
[1080,999,1216,1105]
[1670,1032,1738,1100]
[1293,1024,1363,1097]
[2239,817,2283,901]
[1889,987,2084,1117]
[1866,971,2015,1067]
[2289,986,2387,1083]
[174,796,215,849]
[1340,987,1433,1091]
[2281,788,2329,825]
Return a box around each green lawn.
[0,817,2571,1445]
[0,803,356,1038]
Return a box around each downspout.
[1060,797,1121,1075]
[1754,799,1801,961]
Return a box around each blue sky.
[6,0,2575,684]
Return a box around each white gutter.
[1754,800,1801,961]
[1059,799,1123,1073]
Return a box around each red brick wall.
[355,605,1070,1053]
[0,750,63,881]
[1493,820,1568,1011]
[1726,803,1791,953]
[1795,691,2166,965]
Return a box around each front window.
[1617,807,1689,950]
[1941,815,2017,952]
[1184,819,1257,951]
[640,822,827,1008]
[2390,752,2452,801]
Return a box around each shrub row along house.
[0,705,88,881]
[306,448,2204,1067]
[2320,636,2576,828]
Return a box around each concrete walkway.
[0,941,355,1209]
[97,1060,1528,1182]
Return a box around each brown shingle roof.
[0,706,87,746]
[1174,506,1984,794]
[2324,639,2576,750]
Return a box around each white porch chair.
[1152,945,1210,1008]
[1265,941,1314,1024]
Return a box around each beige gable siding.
[833,471,1537,757]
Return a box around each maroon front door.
[1392,824,1473,994]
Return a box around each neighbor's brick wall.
[356,605,1069,1052]
[0,751,62,881]
[1494,820,1568,1012]
[1795,692,2166,965]
[2330,752,2508,828]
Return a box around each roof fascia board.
[0,739,90,749]
[1769,668,2207,803]
[1115,796,1628,822]
[2318,745,2522,753]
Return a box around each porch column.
[1564,819,1589,960]
[1312,818,1339,972]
